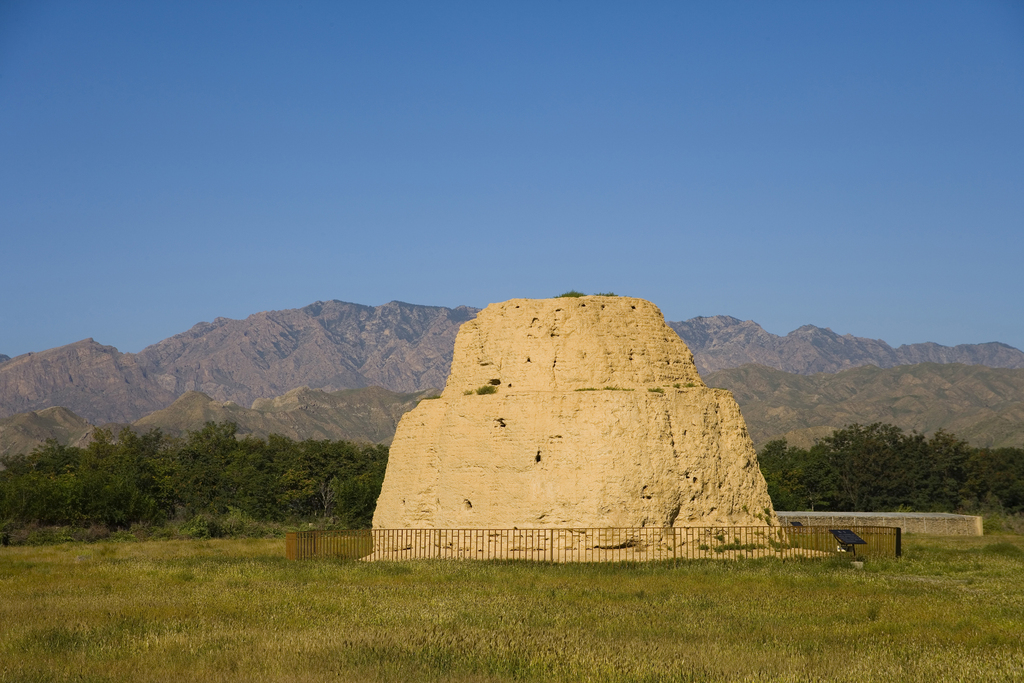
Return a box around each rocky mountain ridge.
[0,300,471,424]
[670,315,1024,375]
[2,300,1021,425]
[0,339,179,423]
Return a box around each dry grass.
[1,535,1023,682]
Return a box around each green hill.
[1,386,433,458]
[0,407,96,459]
[134,385,430,444]
[706,362,1024,449]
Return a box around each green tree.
[757,439,839,511]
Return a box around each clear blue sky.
[2,1,1022,358]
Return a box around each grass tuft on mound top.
[556,290,618,298]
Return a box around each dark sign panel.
[829,529,867,545]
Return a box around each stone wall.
[777,511,983,536]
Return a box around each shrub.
[648,387,664,393]
[25,526,74,546]
[128,523,151,541]
[181,515,218,539]
[475,385,498,395]
[714,542,763,553]
[220,507,263,538]
[983,515,1006,534]
[77,524,111,543]
[0,519,14,546]
[557,290,585,298]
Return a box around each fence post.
[287,525,901,562]
[286,532,297,560]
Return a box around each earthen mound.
[373,296,775,528]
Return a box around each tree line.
[758,423,1024,514]
[3,420,1022,541]
[0,422,387,535]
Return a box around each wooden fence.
[286,525,900,562]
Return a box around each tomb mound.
[373,296,776,528]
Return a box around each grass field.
[1,535,1022,682]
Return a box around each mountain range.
[0,385,429,457]
[1,299,1022,452]
[0,301,474,424]
[705,362,1024,449]
[669,316,1024,375]
[4,362,1022,458]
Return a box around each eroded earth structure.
[373,296,776,529]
